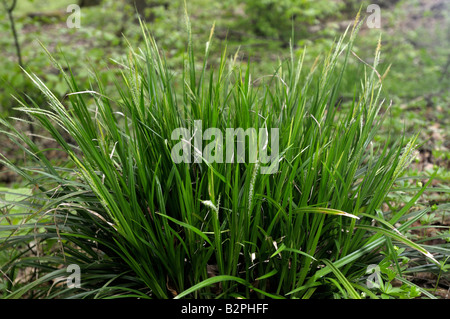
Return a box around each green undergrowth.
[0,13,447,299]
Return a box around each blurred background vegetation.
[0,0,449,296]
[1,0,448,167]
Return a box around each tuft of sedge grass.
[0,16,442,299]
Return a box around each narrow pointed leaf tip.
[294,207,360,219]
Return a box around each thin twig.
[2,0,23,67]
